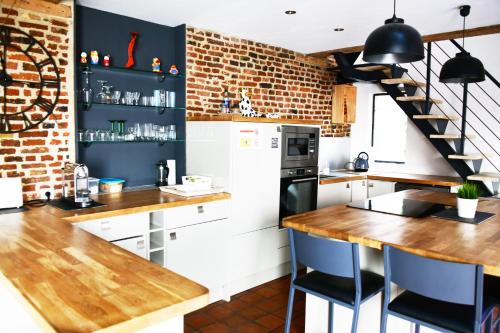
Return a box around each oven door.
[279,175,318,227]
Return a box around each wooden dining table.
[283,189,500,277]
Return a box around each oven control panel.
[281,166,319,178]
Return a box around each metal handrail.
[405,64,500,173]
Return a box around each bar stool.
[381,245,497,333]
[285,229,384,333]
[484,275,500,332]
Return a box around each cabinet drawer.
[77,213,148,242]
[164,200,229,229]
[111,236,147,259]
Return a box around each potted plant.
[456,182,480,218]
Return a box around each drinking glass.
[77,129,85,142]
[84,129,97,142]
[95,80,108,104]
[168,125,176,141]
[133,123,142,140]
[102,85,113,104]
[167,91,176,107]
[133,92,141,106]
[140,96,149,106]
[112,91,121,104]
[126,127,135,141]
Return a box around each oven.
[281,125,320,169]
[279,166,318,227]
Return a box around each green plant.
[457,182,480,199]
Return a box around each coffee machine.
[74,164,93,207]
[155,160,169,186]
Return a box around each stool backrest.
[383,245,482,306]
[289,229,357,279]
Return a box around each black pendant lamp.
[439,5,485,83]
[363,0,424,64]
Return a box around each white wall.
[319,137,351,172]
[349,83,458,176]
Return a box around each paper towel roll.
[167,159,176,185]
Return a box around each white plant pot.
[457,197,479,219]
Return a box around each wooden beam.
[0,0,71,18]
[309,24,500,59]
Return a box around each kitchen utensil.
[155,160,169,186]
[353,152,369,172]
[344,161,355,171]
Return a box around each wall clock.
[0,25,61,133]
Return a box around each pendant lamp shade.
[363,16,424,64]
[439,51,485,83]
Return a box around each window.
[371,93,407,164]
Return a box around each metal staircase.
[332,40,500,197]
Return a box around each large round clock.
[0,25,60,133]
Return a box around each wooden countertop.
[187,114,323,125]
[283,190,500,277]
[0,190,231,333]
[319,171,463,187]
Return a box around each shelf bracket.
[158,107,166,115]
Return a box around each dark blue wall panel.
[76,6,186,187]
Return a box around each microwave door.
[284,133,310,161]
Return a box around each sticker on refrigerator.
[271,137,279,149]
[238,126,262,149]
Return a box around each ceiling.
[77,0,500,55]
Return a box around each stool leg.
[351,301,360,333]
[380,295,388,333]
[415,323,420,333]
[284,286,295,333]
[328,301,334,333]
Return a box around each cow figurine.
[239,89,258,117]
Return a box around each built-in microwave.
[281,125,320,169]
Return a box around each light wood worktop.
[187,114,323,125]
[0,190,231,333]
[283,190,500,277]
[319,171,463,187]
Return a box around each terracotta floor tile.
[205,304,234,321]
[254,285,282,298]
[255,314,284,330]
[224,314,250,329]
[239,292,265,304]
[234,322,269,333]
[256,298,286,313]
[199,323,231,333]
[185,312,215,328]
[239,306,267,320]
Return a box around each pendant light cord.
[462,15,466,48]
[393,0,397,17]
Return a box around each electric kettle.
[353,152,369,172]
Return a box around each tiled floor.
[185,274,305,333]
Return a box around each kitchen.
[0,1,499,333]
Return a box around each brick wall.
[0,3,74,200]
[186,27,351,137]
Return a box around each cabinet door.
[351,179,368,202]
[367,180,396,198]
[317,182,352,209]
[332,85,357,124]
[165,219,228,298]
[111,236,147,259]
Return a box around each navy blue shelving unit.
[75,6,186,187]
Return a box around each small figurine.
[125,32,138,69]
[169,64,179,75]
[90,50,99,65]
[152,57,161,72]
[103,54,111,67]
[80,51,88,65]
[239,89,259,117]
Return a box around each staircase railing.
[401,40,500,174]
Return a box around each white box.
[0,177,23,209]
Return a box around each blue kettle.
[354,152,369,172]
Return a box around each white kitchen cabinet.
[367,180,396,198]
[351,179,368,202]
[317,181,352,209]
[111,236,147,259]
[165,218,228,303]
[77,213,148,242]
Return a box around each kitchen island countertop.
[0,189,231,333]
[284,190,500,277]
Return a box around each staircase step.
[448,154,483,160]
[356,65,390,72]
[413,114,459,121]
[430,134,476,140]
[381,78,426,87]
[396,96,443,104]
[467,173,500,182]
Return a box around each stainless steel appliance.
[74,164,93,208]
[279,166,319,227]
[281,125,319,169]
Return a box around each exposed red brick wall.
[186,27,351,137]
[0,4,74,201]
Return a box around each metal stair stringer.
[380,83,493,196]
